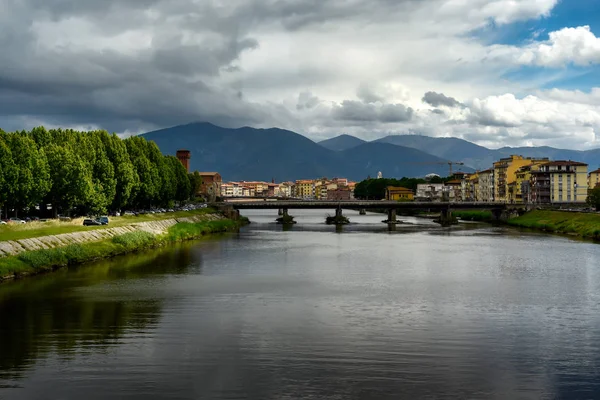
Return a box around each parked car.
[9,218,26,224]
[123,211,136,216]
[0,221,6,225]
[83,219,102,226]
[96,216,109,225]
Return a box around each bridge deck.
[223,201,508,210]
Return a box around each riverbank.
[452,210,494,222]
[0,215,247,283]
[0,208,217,242]
[507,210,600,240]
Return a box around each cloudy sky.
[1,0,600,149]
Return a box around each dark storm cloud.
[0,0,273,132]
[422,91,462,107]
[331,100,413,123]
[356,84,385,104]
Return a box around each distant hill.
[340,142,472,178]
[375,135,496,170]
[141,122,460,181]
[374,135,600,171]
[319,134,366,151]
[141,122,600,181]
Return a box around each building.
[531,161,588,204]
[512,165,539,204]
[327,187,352,201]
[347,182,356,199]
[198,172,222,201]
[385,187,414,201]
[493,155,549,202]
[416,183,445,201]
[446,180,462,202]
[589,168,600,189]
[294,180,315,199]
[220,183,234,197]
[176,150,191,173]
[477,169,495,202]
[275,182,293,198]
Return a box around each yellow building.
[493,155,549,202]
[294,180,315,199]
[509,164,540,203]
[589,168,600,190]
[531,161,588,204]
[385,186,414,201]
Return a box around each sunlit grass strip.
[0,219,243,280]
[0,208,217,242]
[508,210,600,239]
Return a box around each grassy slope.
[0,208,217,242]
[508,210,600,239]
[0,219,240,278]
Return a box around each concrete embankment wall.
[0,214,225,258]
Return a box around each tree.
[104,134,138,211]
[0,133,16,218]
[6,134,51,216]
[125,136,161,208]
[587,187,600,211]
[45,144,94,217]
[189,172,203,199]
[165,156,191,203]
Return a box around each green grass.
[453,210,494,222]
[0,218,243,279]
[0,208,216,242]
[166,220,238,241]
[508,210,600,239]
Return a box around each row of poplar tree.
[0,127,198,218]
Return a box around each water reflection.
[0,242,204,380]
[0,211,599,399]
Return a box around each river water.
[1,210,600,399]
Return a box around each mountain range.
[141,122,600,181]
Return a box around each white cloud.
[490,25,600,67]
[2,0,600,150]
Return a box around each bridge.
[218,200,517,226]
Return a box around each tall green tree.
[0,132,16,218]
[126,136,161,208]
[103,134,138,211]
[6,134,51,216]
[189,172,203,199]
[165,156,191,203]
[45,144,94,217]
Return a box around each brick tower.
[176,150,191,172]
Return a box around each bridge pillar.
[438,208,457,227]
[276,207,296,224]
[382,208,399,224]
[326,206,349,225]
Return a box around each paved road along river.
[1,210,600,399]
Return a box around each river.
[1,210,600,399]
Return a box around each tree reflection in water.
[0,242,200,380]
